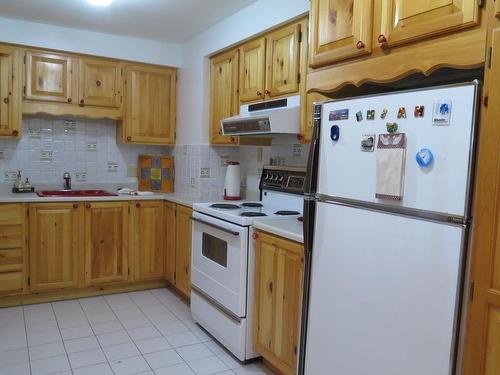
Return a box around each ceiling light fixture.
[86,0,112,7]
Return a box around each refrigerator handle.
[303,103,322,196]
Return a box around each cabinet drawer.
[0,204,24,225]
[0,272,23,294]
[0,249,23,273]
[0,225,23,249]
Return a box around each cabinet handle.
[73,203,79,209]
[268,281,273,293]
[67,98,72,103]
[96,80,102,87]
[136,203,141,208]
[356,41,365,49]
[252,232,259,240]
[256,91,262,96]
[85,203,91,209]
[11,130,18,137]
[126,136,132,142]
[378,34,388,44]
[2,97,8,104]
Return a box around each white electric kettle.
[224,161,241,200]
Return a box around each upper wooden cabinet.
[121,64,176,145]
[210,48,240,145]
[377,0,478,48]
[240,38,266,103]
[79,57,122,108]
[309,0,373,67]
[0,45,21,138]
[25,51,75,103]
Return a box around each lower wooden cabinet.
[174,205,193,298]
[29,203,83,291]
[164,202,177,284]
[84,202,129,285]
[0,204,27,295]
[253,231,304,375]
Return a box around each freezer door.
[304,202,465,375]
[318,83,478,217]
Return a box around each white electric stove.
[190,166,306,362]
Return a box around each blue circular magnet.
[416,148,434,168]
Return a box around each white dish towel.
[375,133,407,201]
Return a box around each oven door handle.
[191,217,240,236]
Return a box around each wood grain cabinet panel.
[309,0,373,67]
[175,205,192,298]
[0,46,21,137]
[29,203,83,291]
[130,201,164,281]
[239,38,266,103]
[164,202,176,284]
[210,48,239,145]
[79,57,122,108]
[25,51,75,103]
[485,307,500,375]
[253,231,304,375]
[123,64,176,145]
[377,0,478,48]
[496,1,500,18]
[84,202,129,285]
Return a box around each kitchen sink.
[36,190,119,197]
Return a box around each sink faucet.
[63,172,72,191]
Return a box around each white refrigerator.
[299,82,480,375]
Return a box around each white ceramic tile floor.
[0,288,274,375]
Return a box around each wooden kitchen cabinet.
[253,231,304,375]
[120,64,176,145]
[0,45,21,138]
[84,202,129,285]
[24,50,76,103]
[0,204,26,296]
[175,204,193,298]
[130,200,164,281]
[309,0,373,68]
[239,38,266,103]
[79,57,122,108]
[29,203,84,291]
[164,201,177,284]
[210,48,239,145]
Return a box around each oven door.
[191,211,249,317]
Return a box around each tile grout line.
[22,306,33,375]
[49,302,73,375]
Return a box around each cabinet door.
[309,0,373,67]
[25,51,75,103]
[175,205,192,297]
[131,201,164,281]
[302,92,329,143]
[0,204,26,296]
[239,38,266,103]
[79,57,122,108]
[265,23,301,98]
[29,203,83,291]
[85,202,129,285]
[164,202,176,284]
[124,64,176,145]
[377,0,478,48]
[210,49,239,145]
[254,231,304,375]
[0,46,21,137]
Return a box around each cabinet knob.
[378,34,388,44]
[73,203,79,209]
[265,89,271,96]
[296,133,304,141]
[67,98,72,103]
[252,232,259,240]
[256,91,262,96]
[356,41,365,49]
[96,80,102,87]
[126,136,132,142]
[136,203,141,208]
[79,99,85,107]
[11,130,18,137]
[85,203,91,209]
[2,97,8,104]
[229,137,236,143]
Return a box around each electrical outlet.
[0,150,4,160]
[200,167,210,178]
[292,144,302,157]
[86,142,97,151]
[4,171,17,182]
[28,127,41,138]
[107,162,118,173]
[220,155,230,167]
[257,148,263,162]
[183,145,188,155]
[64,121,76,135]
[41,150,53,161]
[75,172,87,182]
[127,165,137,177]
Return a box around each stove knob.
[278,175,284,182]
[273,174,279,182]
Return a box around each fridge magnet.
[366,110,375,120]
[432,99,452,126]
[386,122,398,133]
[361,134,376,152]
[329,108,349,121]
[356,110,363,122]
[414,105,425,117]
[397,107,407,119]
[416,148,434,168]
[330,125,340,141]
[380,108,388,119]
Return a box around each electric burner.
[241,203,263,208]
[210,204,240,209]
[240,212,267,217]
[275,210,301,216]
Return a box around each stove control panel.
[260,166,306,194]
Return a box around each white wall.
[177,0,310,145]
[0,16,182,67]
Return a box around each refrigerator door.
[317,83,479,218]
[304,202,465,375]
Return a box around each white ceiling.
[0,0,258,43]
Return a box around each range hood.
[221,95,300,136]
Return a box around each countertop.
[252,218,304,244]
